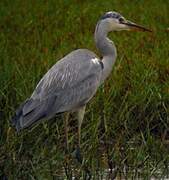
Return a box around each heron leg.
[75,105,92,178]
[77,105,86,148]
[63,112,73,179]
[74,105,86,163]
[64,112,70,153]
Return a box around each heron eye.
[119,17,125,23]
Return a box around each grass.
[0,0,169,179]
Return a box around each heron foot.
[74,146,83,164]
[73,146,91,179]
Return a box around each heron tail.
[11,98,48,132]
[11,102,24,132]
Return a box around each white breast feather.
[91,57,100,64]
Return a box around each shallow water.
[54,166,169,179]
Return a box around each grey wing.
[32,50,100,99]
[54,73,101,113]
[22,49,102,119]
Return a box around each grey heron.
[12,11,151,153]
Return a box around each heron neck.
[95,23,117,82]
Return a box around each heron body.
[14,49,103,130]
[12,12,151,148]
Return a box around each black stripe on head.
[100,11,121,20]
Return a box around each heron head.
[100,11,152,32]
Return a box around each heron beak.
[122,20,152,32]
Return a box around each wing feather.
[12,49,103,130]
[28,49,102,114]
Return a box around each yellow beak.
[122,20,152,32]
